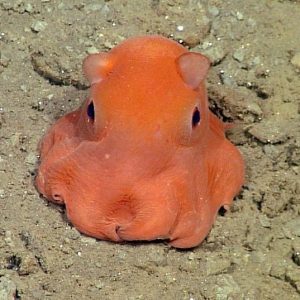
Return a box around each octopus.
[35,35,244,248]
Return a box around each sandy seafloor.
[0,0,300,299]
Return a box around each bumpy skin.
[36,36,244,248]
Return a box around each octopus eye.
[87,101,95,122]
[192,107,200,128]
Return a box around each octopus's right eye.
[87,101,95,122]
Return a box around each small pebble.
[252,56,261,66]
[117,251,126,260]
[32,100,45,111]
[0,54,10,68]
[86,46,99,54]
[283,218,300,237]
[236,11,244,20]
[64,258,74,269]
[18,255,39,275]
[66,228,81,240]
[25,3,33,13]
[291,52,300,69]
[233,47,245,62]
[201,41,213,50]
[25,153,37,165]
[95,281,104,290]
[184,35,201,48]
[258,214,271,228]
[81,236,97,245]
[4,231,14,247]
[20,85,28,92]
[176,25,184,32]
[188,253,195,260]
[246,101,263,116]
[164,273,177,285]
[31,21,48,33]
[104,41,114,49]
[202,45,227,65]
[208,6,220,17]
[219,71,235,86]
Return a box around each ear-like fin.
[176,52,210,90]
[83,53,113,85]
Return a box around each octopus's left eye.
[192,107,200,128]
[87,101,95,122]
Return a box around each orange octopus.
[36,36,244,248]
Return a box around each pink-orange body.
[36,36,244,248]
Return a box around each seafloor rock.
[0,277,17,299]
[248,118,290,144]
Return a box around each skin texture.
[36,35,245,249]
